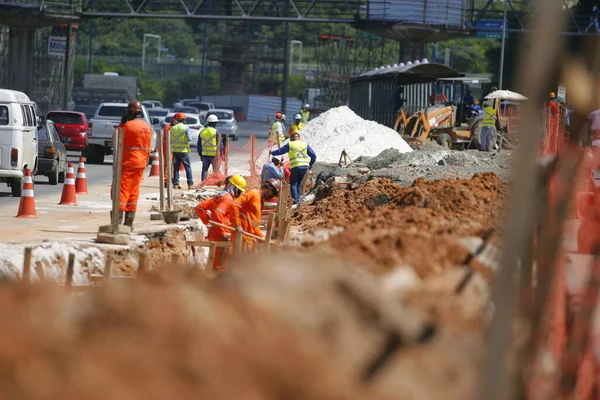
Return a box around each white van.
[0,89,38,197]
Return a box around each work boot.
[173,184,181,189]
[188,184,195,190]
[124,211,136,228]
[110,211,124,224]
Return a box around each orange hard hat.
[266,178,281,193]
[174,112,186,121]
[275,111,283,120]
[127,100,143,115]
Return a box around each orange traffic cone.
[58,162,77,206]
[148,148,160,177]
[75,156,88,194]
[15,168,36,218]
[179,160,185,171]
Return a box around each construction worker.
[270,131,316,205]
[230,178,280,252]
[547,92,560,116]
[194,175,247,271]
[169,112,194,190]
[261,156,284,182]
[301,104,310,124]
[198,114,219,182]
[117,100,153,228]
[269,111,286,146]
[480,100,497,152]
[289,114,304,137]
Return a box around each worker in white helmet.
[301,104,310,124]
[198,114,220,181]
[289,113,304,137]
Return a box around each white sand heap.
[257,106,412,166]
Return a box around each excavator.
[393,77,511,149]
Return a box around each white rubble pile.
[257,106,412,166]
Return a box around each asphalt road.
[0,121,269,200]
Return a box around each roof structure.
[351,59,463,82]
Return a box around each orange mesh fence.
[540,105,567,157]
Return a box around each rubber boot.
[110,211,124,224]
[124,211,136,229]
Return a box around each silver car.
[206,109,238,141]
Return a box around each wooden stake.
[103,258,113,285]
[234,230,243,255]
[158,127,165,211]
[206,243,217,269]
[22,247,32,284]
[138,252,149,275]
[265,213,276,250]
[65,253,75,288]
[111,127,125,235]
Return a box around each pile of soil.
[294,173,506,276]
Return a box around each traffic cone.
[75,156,88,194]
[15,168,36,218]
[58,162,77,206]
[148,148,160,177]
[180,161,185,171]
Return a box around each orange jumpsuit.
[230,190,264,252]
[195,191,234,270]
[120,119,152,212]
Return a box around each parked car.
[173,106,200,115]
[46,111,88,151]
[0,89,39,197]
[164,113,204,147]
[148,107,170,125]
[74,104,98,120]
[86,103,158,164]
[36,119,67,185]
[142,100,163,109]
[187,101,214,122]
[206,109,239,141]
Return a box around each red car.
[45,111,88,151]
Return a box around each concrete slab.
[96,233,130,246]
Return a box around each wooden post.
[111,127,125,235]
[206,243,217,269]
[65,253,75,288]
[171,253,180,266]
[234,230,243,255]
[158,128,165,211]
[34,263,45,282]
[265,213,276,250]
[166,128,173,211]
[22,247,32,284]
[103,258,113,285]
[224,136,230,176]
[138,252,149,275]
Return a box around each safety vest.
[289,140,310,169]
[122,119,153,169]
[270,121,285,145]
[301,110,310,124]
[289,122,304,136]
[200,127,217,156]
[169,123,190,153]
[481,106,496,128]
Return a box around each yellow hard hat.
[229,175,247,192]
[550,92,556,98]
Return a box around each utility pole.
[499,0,508,89]
[281,22,290,114]
[87,0,94,73]
[63,24,72,109]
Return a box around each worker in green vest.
[198,114,220,182]
[269,111,286,146]
[170,112,194,189]
[480,100,497,152]
[301,104,310,124]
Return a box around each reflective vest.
[289,122,304,136]
[301,110,310,124]
[289,140,310,169]
[200,127,217,156]
[270,121,285,145]
[122,119,153,169]
[481,106,496,128]
[169,123,190,153]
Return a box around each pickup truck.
[186,101,214,123]
[85,103,159,164]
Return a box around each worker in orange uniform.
[194,175,247,271]
[118,100,153,228]
[230,178,280,252]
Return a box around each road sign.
[48,36,67,57]
[472,19,509,39]
[305,72,315,82]
[557,84,566,102]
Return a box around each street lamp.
[142,33,161,72]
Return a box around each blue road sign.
[472,19,509,39]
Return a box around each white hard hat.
[206,114,219,123]
[294,113,302,120]
[281,114,286,121]
[303,104,310,108]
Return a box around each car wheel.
[58,170,65,184]
[10,177,22,197]
[48,167,59,185]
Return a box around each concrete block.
[150,213,163,221]
[96,233,130,245]
[98,225,132,234]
